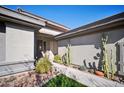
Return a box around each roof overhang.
[55,13,124,40]
[0,6,45,29]
[46,22,70,32]
[16,8,70,32]
[39,27,62,36]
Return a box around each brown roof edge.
[45,21,69,32]
[55,12,124,40]
[0,6,45,27]
[16,8,70,32]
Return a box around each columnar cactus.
[101,33,110,78]
[68,44,71,65]
[110,49,115,79]
[66,44,71,65]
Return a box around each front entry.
[36,40,47,59]
[35,32,58,61]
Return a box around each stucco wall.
[5,23,34,64]
[50,40,58,55]
[58,27,124,72]
[0,32,5,62]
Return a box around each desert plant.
[43,74,86,87]
[66,44,71,65]
[54,55,63,64]
[35,56,52,74]
[101,33,110,78]
[61,44,72,65]
[61,53,67,65]
[110,49,115,79]
[68,44,71,65]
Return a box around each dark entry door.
[36,40,47,59]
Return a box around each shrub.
[43,74,86,87]
[54,55,63,64]
[35,56,52,74]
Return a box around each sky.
[4,5,124,29]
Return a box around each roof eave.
[0,6,45,28]
[55,18,124,40]
[16,8,70,31]
[0,14,43,29]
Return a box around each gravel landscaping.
[0,70,59,87]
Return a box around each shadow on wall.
[93,52,102,71]
[82,33,122,74]
[80,40,102,71]
[58,27,124,73]
[115,43,120,75]
[83,60,97,70]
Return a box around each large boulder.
[45,50,54,62]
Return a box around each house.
[1,6,124,78]
[0,6,69,76]
[55,12,124,76]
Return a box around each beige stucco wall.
[5,23,34,64]
[58,27,124,72]
[0,32,5,62]
[50,40,58,54]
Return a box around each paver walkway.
[52,62,124,87]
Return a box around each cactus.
[68,44,71,65]
[101,33,110,78]
[65,44,71,65]
[110,49,115,79]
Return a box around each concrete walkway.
[52,62,124,87]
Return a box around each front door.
[36,40,47,59]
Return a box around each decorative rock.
[45,50,54,62]
[0,70,57,87]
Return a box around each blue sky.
[4,5,124,29]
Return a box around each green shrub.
[43,74,87,87]
[54,55,63,64]
[35,56,52,74]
